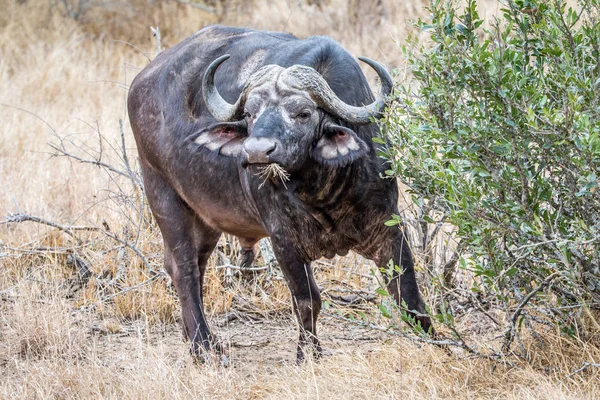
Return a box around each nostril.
[244,138,278,164]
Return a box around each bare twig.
[217,249,234,284]
[112,40,152,62]
[468,292,501,326]
[119,119,134,182]
[0,245,87,257]
[49,142,133,181]
[1,213,89,242]
[502,271,564,353]
[567,362,600,378]
[102,272,165,302]
[150,27,163,57]
[0,103,58,136]
[214,264,269,272]
[1,212,153,272]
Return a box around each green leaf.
[379,304,392,319]
[423,215,436,223]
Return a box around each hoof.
[296,343,323,365]
[192,350,229,367]
[190,340,228,367]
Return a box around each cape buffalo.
[127,25,434,363]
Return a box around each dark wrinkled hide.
[128,25,433,363]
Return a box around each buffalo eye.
[295,111,311,120]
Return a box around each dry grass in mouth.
[256,163,291,189]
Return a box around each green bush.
[384,0,600,341]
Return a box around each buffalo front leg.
[141,164,222,358]
[271,240,322,363]
[377,230,434,335]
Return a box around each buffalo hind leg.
[271,240,322,363]
[164,226,221,358]
[377,230,434,335]
[141,164,222,359]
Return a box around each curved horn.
[202,55,284,122]
[358,56,394,113]
[282,57,393,125]
[202,54,245,122]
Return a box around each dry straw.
[256,163,291,189]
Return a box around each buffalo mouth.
[242,159,275,169]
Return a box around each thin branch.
[49,143,132,181]
[468,292,502,326]
[1,213,83,242]
[118,118,144,189]
[1,212,153,272]
[102,272,165,302]
[214,264,269,272]
[150,27,163,57]
[567,362,600,378]
[0,103,58,136]
[502,271,564,353]
[0,244,87,257]
[112,40,152,62]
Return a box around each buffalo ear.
[313,124,368,167]
[192,120,247,156]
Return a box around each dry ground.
[1,0,599,398]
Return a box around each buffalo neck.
[292,158,373,217]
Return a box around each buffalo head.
[194,54,392,172]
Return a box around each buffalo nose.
[244,137,276,164]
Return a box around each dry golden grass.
[1,0,599,398]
